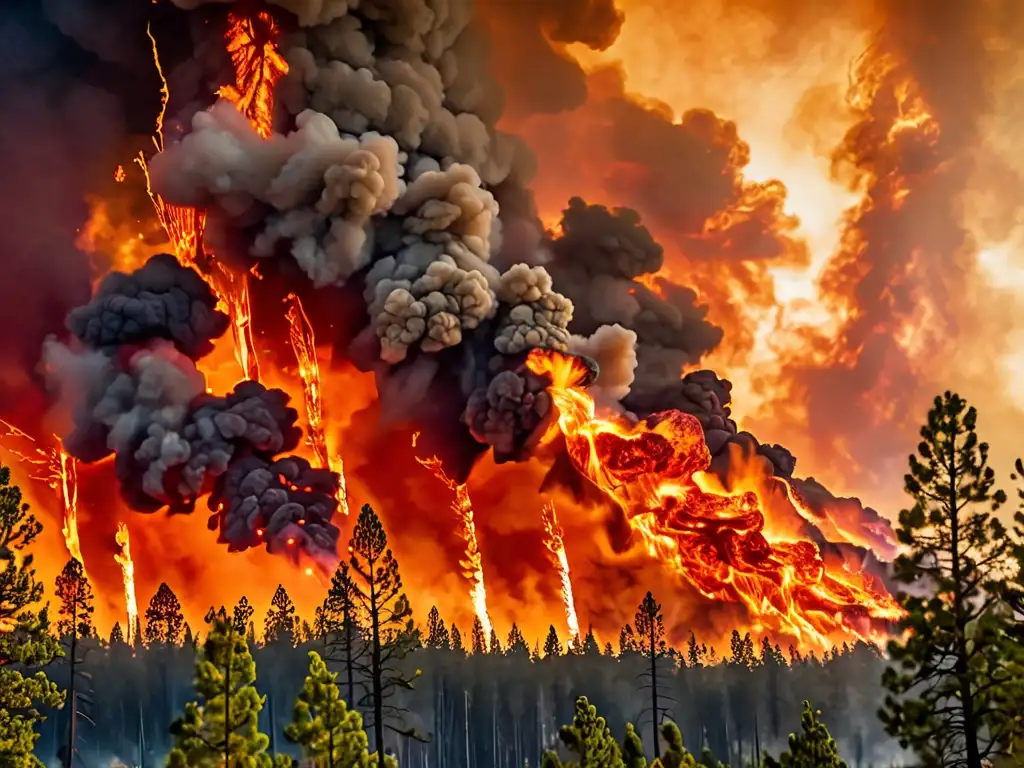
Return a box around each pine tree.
[506,623,529,656]
[880,393,1023,767]
[634,591,669,758]
[581,627,601,656]
[55,558,96,767]
[544,625,563,658]
[470,616,486,655]
[425,606,450,649]
[450,624,463,653]
[621,723,647,768]
[541,695,622,768]
[231,596,254,636]
[0,464,64,765]
[763,701,846,768]
[348,504,421,754]
[263,585,297,645]
[108,622,124,646]
[322,562,368,715]
[145,583,185,646]
[285,650,395,767]
[166,614,285,767]
[619,624,636,654]
[488,627,503,655]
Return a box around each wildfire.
[215,266,261,382]
[284,293,350,516]
[541,500,581,648]
[526,349,903,650]
[113,522,139,646]
[415,454,492,639]
[217,11,289,139]
[113,164,126,183]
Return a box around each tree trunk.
[225,631,233,767]
[369,556,385,757]
[650,623,659,758]
[64,600,78,768]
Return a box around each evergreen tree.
[581,627,601,656]
[541,695,622,768]
[166,614,285,767]
[425,606,449,649]
[544,625,563,658]
[54,558,96,767]
[450,624,463,653]
[603,642,615,657]
[145,583,185,647]
[488,627,503,655]
[634,591,669,758]
[621,723,647,768]
[880,393,1023,767]
[322,562,368,715]
[348,504,421,754]
[470,616,486,655]
[108,622,124,646]
[763,701,846,768]
[285,650,395,767]
[506,623,529,656]
[263,585,298,645]
[0,464,64,765]
[619,624,636,654]
[232,596,254,636]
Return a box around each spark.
[284,293,349,515]
[114,522,139,647]
[415,453,491,638]
[541,500,580,649]
[113,164,126,183]
[217,11,289,139]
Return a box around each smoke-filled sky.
[1,0,1023,648]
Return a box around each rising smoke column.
[43,253,341,560]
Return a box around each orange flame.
[113,164,126,183]
[113,522,139,646]
[541,500,580,648]
[55,446,85,575]
[526,349,903,650]
[214,266,261,382]
[415,454,492,638]
[284,293,350,516]
[216,11,289,139]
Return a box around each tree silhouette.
[544,625,563,658]
[54,558,96,767]
[425,606,450,650]
[321,562,368,712]
[108,622,124,646]
[348,503,421,754]
[263,585,297,645]
[470,616,486,655]
[634,590,669,757]
[450,624,464,653]
[231,596,254,636]
[764,701,847,768]
[0,464,64,763]
[285,650,394,767]
[507,623,529,656]
[166,613,283,767]
[488,627,503,655]
[581,627,601,656]
[880,393,1022,767]
[145,582,184,647]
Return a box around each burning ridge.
[43,254,341,560]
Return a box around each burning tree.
[54,558,96,768]
[0,464,64,762]
[167,613,283,767]
[348,503,421,754]
[880,393,1024,767]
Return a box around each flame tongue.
[114,522,139,646]
[542,500,580,648]
[216,10,289,139]
[526,348,902,650]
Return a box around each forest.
[1,392,1023,768]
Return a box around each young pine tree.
[54,558,96,768]
[880,393,1023,767]
[0,465,64,765]
[167,614,286,767]
[541,696,622,768]
[285,650,395,768]
[348,504,421,755]
[763,701,846,768]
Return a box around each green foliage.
[621,723,647,768]
[763,701,846,768]
[285,651,395,768]
[0,464,64,766]
[145,582,185,647]
[166,614,280,767]
[880,393,1023,766]
[541,696,623,768]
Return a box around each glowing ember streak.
[284,293,349,515]
[113,522,139,647]
[215,266,261,382]
[526,349,903,651]
[415,454,492,638]
[217,11,289,139]
[541,500,580,648]
[113,164,126,183]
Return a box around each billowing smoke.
[44,254,340,560]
